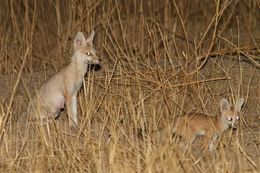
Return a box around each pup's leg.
[208,134,218,151]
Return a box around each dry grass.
[0,0,260,172]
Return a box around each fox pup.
[29,31,100,127]
[172,98,244,151]
[153,98,244,151]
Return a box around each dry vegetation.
[0,0,260,172]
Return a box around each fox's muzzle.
[230,122,238,130]
[91,59,100,64]
[91,55,101,65]
[232,125,237,130]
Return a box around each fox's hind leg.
[28,102,47,124]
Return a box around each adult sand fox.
[155,98,244,151]
[28,31,100,127]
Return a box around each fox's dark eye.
[227,117,233,121]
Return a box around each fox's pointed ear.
[86,30,95,44]
[74,32,86,50]
[220,98,230,112]
[235,98,244,112]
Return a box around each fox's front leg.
[208,134,219,151]
[71,94,78,125]
[66,94,78,127]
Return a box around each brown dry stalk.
[198,46,260,62]
[0,48,29,142]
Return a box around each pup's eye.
[86,52,91,56]
[227,117,233,121]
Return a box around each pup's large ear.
[74,32,86,50]
[235,98,244,112]
[86,30,95,44]
[220,98,230,112]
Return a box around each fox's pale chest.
[74,78,83,92]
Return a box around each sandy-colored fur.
[28,31,100,127]
[155,98,244,151]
